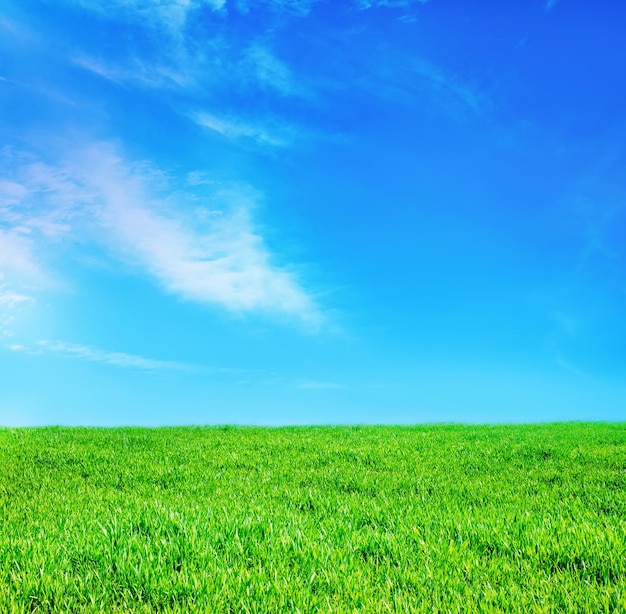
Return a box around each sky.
[1,0,626,426]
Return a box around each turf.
[1,423,625,612]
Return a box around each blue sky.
[1,0,626,425]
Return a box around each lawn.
[1,423,625,612]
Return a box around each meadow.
[1,423,625,612]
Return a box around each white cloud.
[72,55,192,90]
[0,231,44,337]
[554,353,590,379]
[228,0,321,17]
[77,144,319,322]
[0,273,36,339]
[62,0,428,25]
[0,290,32,308]
[65,2,223,95]
[0,231,43,281]
[5,339,344,390]
[318,43,487,120]
[6,343,26,352]
[1,143,322,327]
[5,338,194,370]
[191,111,294,147]
[411,58,486,115]
[36,340,193,371]
[0,154,91,316]
[64,0,225,33]
[293,379,345,390]
[241,0,427,16]
[0,179,28,207]
[246,45,302,98]
[357,0,428,8]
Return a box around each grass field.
[1,423,625,612]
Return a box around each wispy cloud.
[7,339,194,371]
[72,55,191,90]
[0,230,43,282]
[79,144,320,323]
[38,340,194,371]
[0,289,32,308]
[0,150,95,325]
[0,274,35,339]
[0,179,28,207]
[246,45,303,98]
[66,0,428,25]
[554,353,590,379]
[316,38,488,120]
[0,229,45,338]
[191,111,296,147]
[293,379,345,390]
[5,339,341,387]
[69,28,309,150]
[67,0,424,111]
[65,0,226,35]
[545,0,558,11]
[410,58,487,116]
[551,310,580,337]
[356,0,429,8]
[1,142,322,327]
[248,0,428,16]
[12,0,437,162]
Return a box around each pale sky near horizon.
[1,0,626,426]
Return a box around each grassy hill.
[1,423,625,612]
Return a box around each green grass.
[1,423,625,612]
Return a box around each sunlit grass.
[1,423,625,612]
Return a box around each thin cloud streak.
[554,354,592,379]
[72,55,192,90]
[6,339,195,371]
[293,379,345,390]
[191,111,296,147]
[39,340,193,371]
[314,38,488,119]
[6,340,342,388]
[410,58,488,115]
